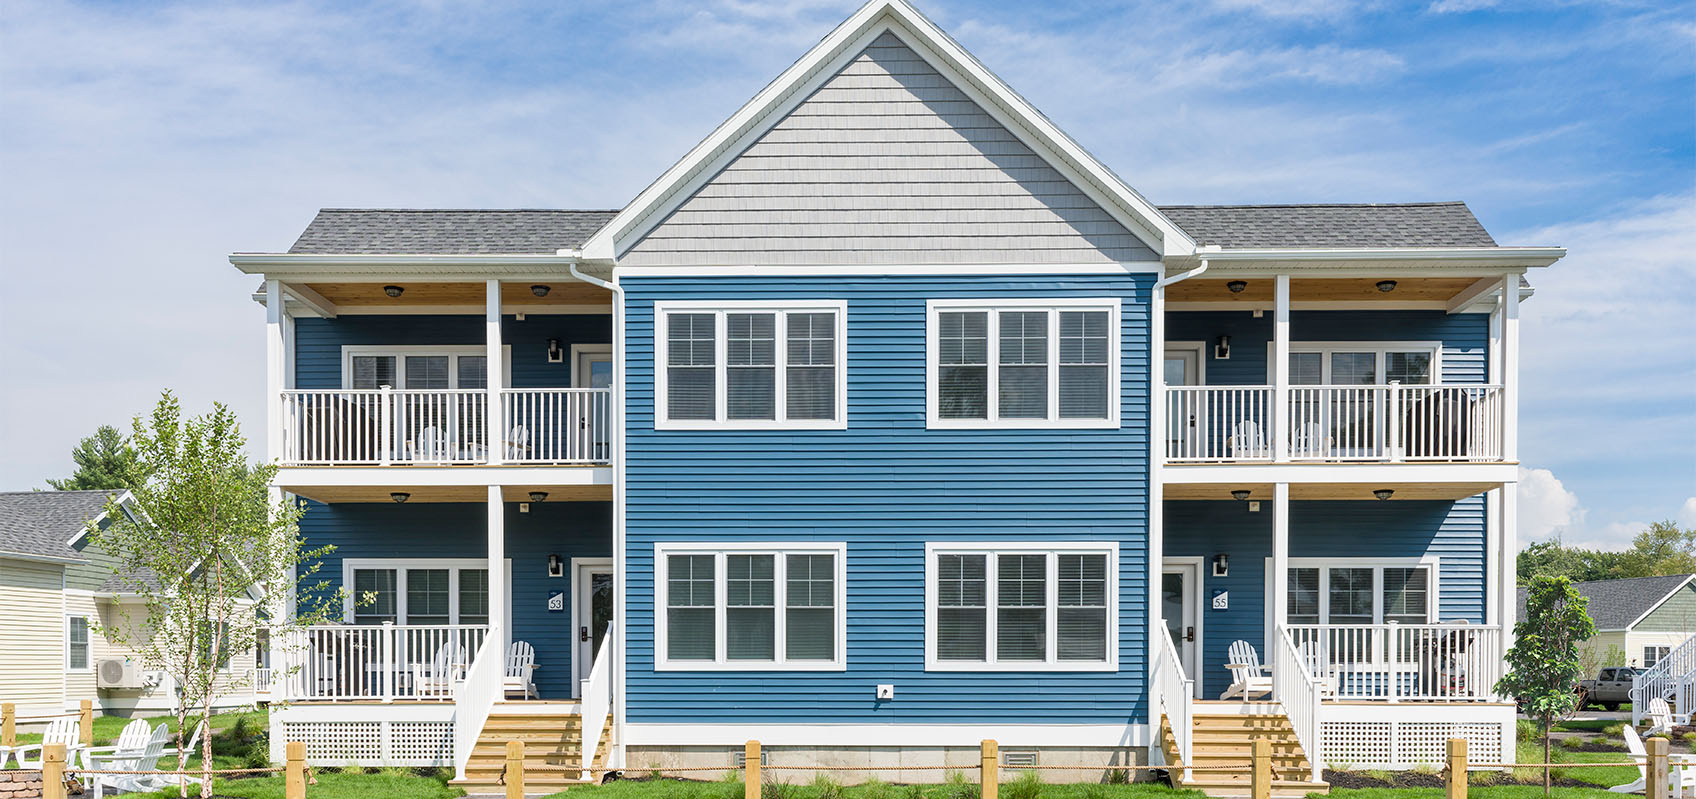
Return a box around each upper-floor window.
[341,346,511,390]
[654,542,847,671]
[1282,343,1442,385]
[654,302,847,430]
[926,300,1119,429]
[925,542,1118,671]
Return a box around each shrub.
[860,778,893,799]
[766,777,796,799]
[1559,736,1586,750]
[715,771,746,799]
[811,774,845,799]
[1517,719,1541,742]
[1410,762,1440,776]
[903,783,927,799]
[944,770,980,799]
[1003,770,1042,799]
[1604,724,1626,737]
[1104,768,1131,785]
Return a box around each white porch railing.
[452,630,504,780]
[1632,633,1696,726]
[579,624,614,780]
[1273,627,1323,782]
[279,624,488,702]
[501,388,612,464]
[253,668,275,697]
[1152,625,1193,781]
[1285,623,1504,702]
[1165,384,1504,463]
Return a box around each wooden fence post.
[1,703,13,747]
[1250,738,1271,799]
[506,740,526,799]
[745,741,762,799]
[1446,737,1467,799]
[1649,736,1670,799]
[43,743,67,799]
[981,740,999,799]
[79,700,93,746]
[286,741,306,799]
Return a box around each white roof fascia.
[581,0,1196,263]
[65,490,134,548]
[228,253,583,281]
[1622,575,1696,631]
[1188,246,1566,270]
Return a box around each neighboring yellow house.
[1519,574,1696,670]
[0,490,261,720]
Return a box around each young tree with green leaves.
[1497,575,1597,796]
[85,392,342,798]
[46,425,144,490]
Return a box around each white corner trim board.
[622,723,1151,748]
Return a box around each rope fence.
[1,702,97,748]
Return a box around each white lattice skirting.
[1321,719,1506,770]
[281,720,454,766]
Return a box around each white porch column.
[1149,277,1168,706]
[1272,275,1291,462]
[487,486,508,658]
[265,280,285,462]
[486,280,504,465]
[1500,274,1519,462]
[1270,482,1290,699]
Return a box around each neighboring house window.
[340,346,511,389]
[926,300,1119,428]
[1646,646,1671,668]
[344,560,503,626]
[926,543,1118,671]
[654,543,847,670]
[654,302,848,429]
[197,621,232,671]
[1282,561,1438,626]
[66,615,90,671]
[1282,343,1442,385]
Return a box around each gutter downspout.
[565,253,626,770]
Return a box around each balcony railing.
[1284,622,1504,702]
[276,624,489,702]
[279,387,611,466]
[1165,384,1504,463]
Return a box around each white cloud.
[1519,467,1585,543]
[1680,498,1696,528]
[1428,0,1500,13]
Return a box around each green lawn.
[13,708,266,747]
[1329,788,1629,799]
[1553,720,1621,733]
[122,771,464,799]
[542,777,1208,799]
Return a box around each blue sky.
[1,0,1691,547]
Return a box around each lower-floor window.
[1646,646,1671,668]
[927,543,1117,670]
[655,543,847,670]
[66,615,90,670]
[344,559,497,626]
[1284,561,1436,626]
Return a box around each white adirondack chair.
[1229,421,1268,459]
[1291,421,1328,458]
[411,641,467,696]
[1299,642,1339,698]
[13,717,86,770]
[503,424,532,461]
[411,426,449,462]
[1220,639,1274,700]
[161,719,207,761]
[1648,697,1692,737]
[77,718,152,770]
[88,722,190,797]
[1610,725,1696,793]
[505,640,539,699]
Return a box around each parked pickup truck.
[1578,667,1645,711]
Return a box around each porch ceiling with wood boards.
[1164,277,1482,303]
[1163,482,1500,501]
[303,281,611,307]
[286,483,612,504]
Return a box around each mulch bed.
[1324,769,1608,789]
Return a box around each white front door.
[1163,558,1204,697]
[572,559,614,696]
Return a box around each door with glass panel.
[1164,345,1202,458]
[1162,559,1201,696]
[573,346,613,460]
[574,559,613,693]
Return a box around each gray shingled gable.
[1156,202,1498,248]
[0,490,120,561]
[288,209,619,255]
[1515,574,1695,630]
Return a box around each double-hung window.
[655,302,847,429]
[66,615,90,671]
[342,346,510,390]
[1646,646,1671,668]
[344,559,502,626]
[927,543,1117,670]
[1283,343,1442,386]
[927,300,1118,428]
[655,543,847,670]
[1281,560,1438,627]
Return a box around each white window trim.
[924,541,1120,672]
[341,558,513,626]
[65,614,91,673]
[925,298,1121,430]
[1266,556,1443,629]
[653,541,848,671]
[339,345,514,389]
[1266,341,1445,384]
[653,300,849,431]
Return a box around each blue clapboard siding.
[296,501,612,699]
[1166,310,1490,384]
[293,315,611,389]
[621,274,1152,725]
[1163,497,1487,697]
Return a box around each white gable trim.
[582,0,1195,263]
[1622,575,1696,631]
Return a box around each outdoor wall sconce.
[383,285,404,298]
[1231,489,1251,501]
[547,338,564,363]
[529,491,548,503]
[1374,488,1395,501]
[1214,335,1231,360]
[1213,554,1229,577]
[1227,280,1248,293]
[389,492,410,503]
[1376,280,1398,293]
[548,554,564,578]
[532,284,550,297]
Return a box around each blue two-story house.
[232,1,1563,795]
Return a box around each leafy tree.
[85,393,342,798]
[46,425,144,490]
[1517,522,1696,585]
[1616,521,1696,577]
[1498,576,1597,796]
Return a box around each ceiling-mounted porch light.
[390,492,410,503]
[531,285,550,297]
[1231,489,1251,501]
[1227,280,1248,293]
[1374,488,1395,501]
[1376,280,1398,293]
[383,285,405,298]
[529,491,548,503]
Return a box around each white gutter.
[1155,257,1209,289]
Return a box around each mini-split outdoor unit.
[95,658,143,689]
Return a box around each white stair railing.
[1633,634,1696,726]
[452,631,504,781]
[1152,625,1193,781]
[579,624,615,781]
[1274,627,1324,783]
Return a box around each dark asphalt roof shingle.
[287,209,620,255]
[1515,574,1695,629]
[0,490,120,561]
[1156,202,1498,248]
